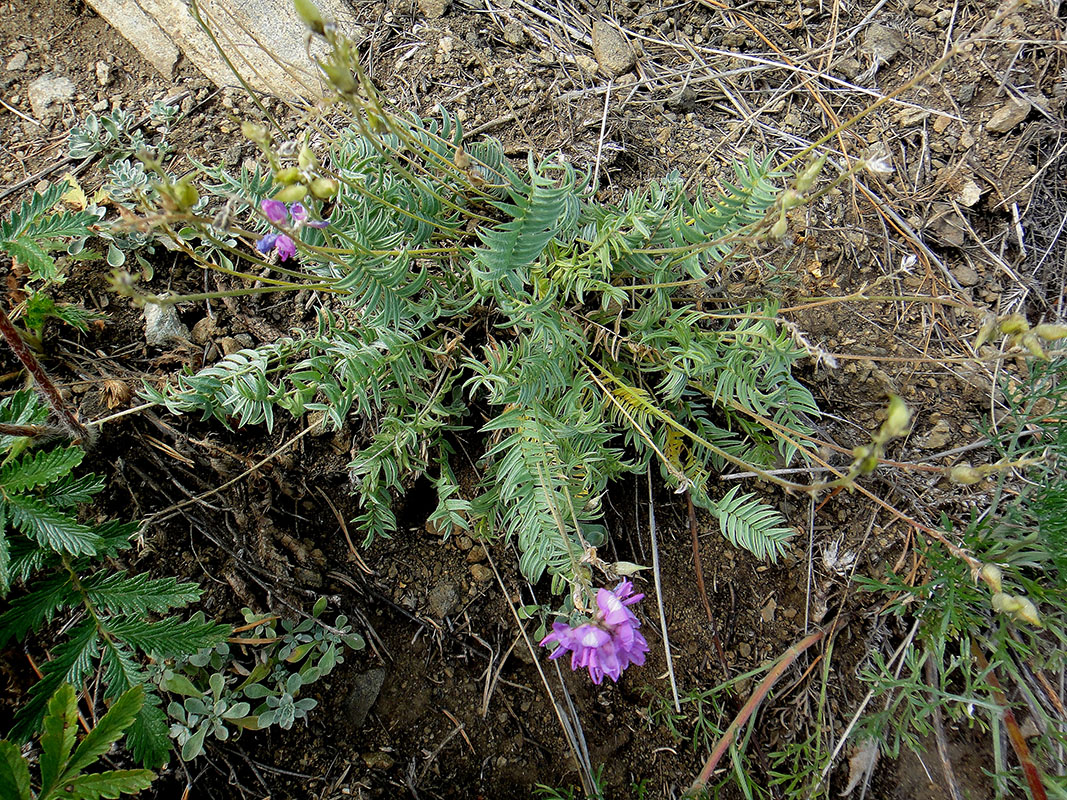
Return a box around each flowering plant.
[255,199,326,262]
[541,580,649,684]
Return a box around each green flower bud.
[979,563,1003,593]
[273,183,308,203]
[770,214,789,239]
[294,0,326,35]
[949,465,983,485]
[999,313,1028,335]
[274,166,301,185]
[1014,597,1041,627]
[780,189,803,210]
[320,61,358,95]
[613,561,649,576]
[794,154,827,193]
[310,177,338,199]
[974,315,998,349]
[298,145,318,170]
[1020,332,1047,360]
[991,592,1022,614]
[171,177,199,211]
[241,121,271,146]
[883,395,910,439]
[1033,323,1067,341]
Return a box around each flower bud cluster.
[975,312,1067,359]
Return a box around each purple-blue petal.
[255,233,279,254]
[261,198,288,224]
[288,202,307,223]
[274,234,296,261]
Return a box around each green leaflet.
[1,684,155,800]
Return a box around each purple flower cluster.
[255,199,326,262]
[540,580,649,684]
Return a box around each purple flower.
[254,199,327,262]
[254,231,296,262]
[274,233,296,261]
[541,580,649,684]
[261,199,288,224]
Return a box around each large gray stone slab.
[84,0,350,98]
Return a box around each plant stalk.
[0,305,88,443]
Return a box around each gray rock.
[95,61,112,86]
[861,23,904,65]
[952,264,980,287]
[503,21,527,47]
[987,98,1031,133]
[419,0,451,18]
[143,303,190,347]
[919,418,953,451]
[592,20,637,76]
[84,0,352,97]
[426,580,460,617]
[83,0,180,79]
[28,74,75,123]
[345,668,386,730]
[5,51,28,71]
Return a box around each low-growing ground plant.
[852,350,1067,799]
[0,392,232,767]
[153,600,363,760]
[107,2,838,662]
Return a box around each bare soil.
[1,0,1065,798]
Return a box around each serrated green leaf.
[104,616,230,655]
[52,768,155,800]
[5,492,99,556]
[0,446,83,492]
[0,740,32,800]
[1,237,56,280]
[81,572,201,616]
[38,684,79,796]
[63,686,144,780]
[0,573,75,644]
[124,693,171,768]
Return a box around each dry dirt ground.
[1,0,1066,798]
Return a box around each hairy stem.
[0,305,88,443]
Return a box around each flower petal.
[255,233,279,254]
[274,234,296,261]
[261,199,288,224]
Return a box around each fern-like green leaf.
[0,238,56,280]
[0,447,84,493]
[82,572,202,616]
[0,181,70,240]
[103,615,231,655]
[471,158,582,296]
[0,573,76,644]
[711,485,793,561]
[56,769,156,800]
[4,492,98,556]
